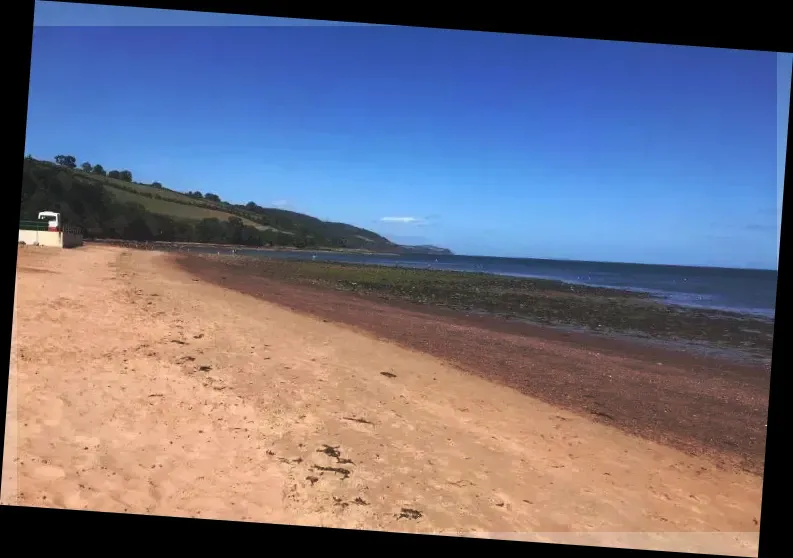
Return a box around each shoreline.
[85,238,402,256]
[85,238,775,325]
[173,251,774,366]
[174,251,770,476]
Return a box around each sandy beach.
[5,245,765,555]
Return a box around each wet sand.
[4,245,764,555]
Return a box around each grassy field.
[197,254,775,363]
[68,168,292,233]
[74,169,247,211]
[103,186,279,231]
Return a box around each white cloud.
[272,200,289,207]
[380,216,425,224]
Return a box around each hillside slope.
[19,157,452,254]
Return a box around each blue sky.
[26,2,789,269]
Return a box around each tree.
[275,232,293,246]
[108,214,129,238]
[204,193,221,203]
[152,181,163,188]
[118,170,133,182]
[92,164,106,176]
[246,201,258,210]
[108,170,121,179]
[195,218,224,243]
[225,217,245,245]
[54,155,77,169]
[81,162,92,172]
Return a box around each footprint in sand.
[342,416,374,426]
[34,464,66,480]
[395,508,423,520]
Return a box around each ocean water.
[186,247,778,319]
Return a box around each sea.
[178,246,777,320]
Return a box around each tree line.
[21,158,322,248]
[27,153,395,251]
[52,154,135,184]
[50,154,273,220]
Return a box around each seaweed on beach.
[181,254,775,362]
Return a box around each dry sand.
[4,245,764,555]
[178,252,770,476]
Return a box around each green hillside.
[19,156,452,254]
